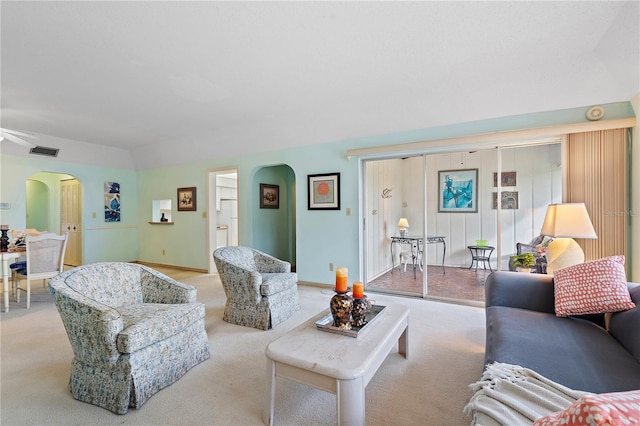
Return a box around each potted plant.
[511,252,536,273]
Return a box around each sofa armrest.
[140,267,196,304]
[255,251,291,273]
[485,271,555,314]
[49,284,123,365]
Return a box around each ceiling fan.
[0,127,38,148]
[0,127,59,156]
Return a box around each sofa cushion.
[116,303,206,353]
[260,273,297,296]
[533,390,640,426]
[485,306,640,393]
[553,256,635,317]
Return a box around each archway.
[27,172,83,266]
[252,164,296,269]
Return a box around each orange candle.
[352,282,364,299]
[335,267,348,292]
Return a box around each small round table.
[467,245,495,271]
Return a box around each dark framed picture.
[177,187,197,211]
[260,183,279,209]
[438,169,478,213]
[493,171,517,187]
[308,173,340,210]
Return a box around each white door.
[60,179,82,266]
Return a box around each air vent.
[29,146,59,157]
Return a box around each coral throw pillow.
[554,255,635,317]
[533,390,640,426]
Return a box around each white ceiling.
[1,1,639,169]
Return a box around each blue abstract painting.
[105,181,121,222]
[438,169,478,213]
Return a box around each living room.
[1,1,639,424]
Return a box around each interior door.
[60,179,82,266]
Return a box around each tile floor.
[368,265,493,303]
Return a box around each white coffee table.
[263,303,409,426]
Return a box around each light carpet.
[1,274,486,425]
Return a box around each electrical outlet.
[329,263,334,271]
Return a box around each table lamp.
[398,218,409,237]
[540,203,597,275]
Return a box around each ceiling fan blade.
[1,131,37,148]
[0,127,38,139]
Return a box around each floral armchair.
[213,246,299,330]
[49,262,210,414]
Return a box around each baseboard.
[132,261,208,274]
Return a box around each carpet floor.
[1,273,486,425]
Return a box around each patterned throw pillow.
[533,390,640,426]
[554,256,635,317]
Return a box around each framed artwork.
[104,181,121,222]
[493,171,517,187]
[438,169,478,213]
[308,172,340,210]
[492,191,519,209]
[177,187,197,211]
[260,183,279,209]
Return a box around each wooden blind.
[566,129,628,262]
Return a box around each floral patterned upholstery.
[213,246,299,330]
[49,262,210,414]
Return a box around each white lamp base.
[545,237,585,275]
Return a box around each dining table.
[1,247,26,312]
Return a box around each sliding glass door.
[362,140,563,303]
[364,156,426,297]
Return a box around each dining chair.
[14,233,69,309]
[399,242,423,272]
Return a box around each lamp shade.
[540,203,597,239]
[397,218,409,228]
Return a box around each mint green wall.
[0,155,138,263]
[25,179,48,231]
[2,101,637,283]
[136,101,637,284]
[136,163,206,268]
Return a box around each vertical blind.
[566,128,629,263]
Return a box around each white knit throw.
[464,362,591,425]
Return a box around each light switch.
[346,208,351,216]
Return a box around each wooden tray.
[315,305,386,338]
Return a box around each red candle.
[352,282,364,299]
[335,267,348,292]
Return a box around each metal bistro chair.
[14,233,69,309]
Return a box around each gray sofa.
[484,271,640,393]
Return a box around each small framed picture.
[438,169,478,213]
[492,191,519,209]
[177,187,197,211]
[493,171,517,187]
[308,173,340,210]
[260,183,279,209]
